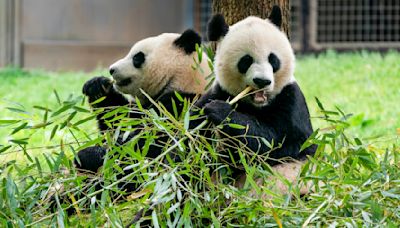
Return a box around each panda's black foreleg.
[203,100,296,162]
[74,145,107,173]
[82,76,131,132]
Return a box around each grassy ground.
[297,50,400,138]
[0,51,399,226]
[0,68,106,162]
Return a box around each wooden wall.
[0,0,194,71]
[0,0,16,67]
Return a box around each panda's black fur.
[196,79,316,165]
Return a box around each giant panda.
[50,30,213,216]
[194,6,316,196]
[75,29,211,175]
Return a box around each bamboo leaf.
[6,107,29,114]
[0,145,12,154]
[11,122,28,135]
[167,202,180,214]
[184,110,190,130]
[0,120,20,126]
[51,104,74,117]
[228,123,246,129]
[73,106,91,113]
[381,191,400,199]
[72,115,96,126]
[50,125,59,140]
[53,89,61,105]
[31,122,52,129]
[9,138,29,145]
[174,91,184,102]
[90,96,106,105]
[152,210,160,228]
[33,105,52,112]
[196,43,202,63]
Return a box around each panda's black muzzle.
[253,78,271,88]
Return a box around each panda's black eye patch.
[132,52,145,68]
[268,53,280,73]
[237,54,253,74]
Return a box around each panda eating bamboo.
[193,6,316,196]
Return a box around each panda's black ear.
[268,5,282,28]
[174,29,202,54]
[207,14,229,41]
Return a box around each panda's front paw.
[204,100,232,125]
[74,146,107,173]
[82,76,114,101]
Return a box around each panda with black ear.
[196,6,316,195]
[75,29,211,177]
[48,30,212,216]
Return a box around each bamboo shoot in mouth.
[229,86,253,105]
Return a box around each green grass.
[0,68,107,163]
[297,50,400,138]
[0,51,399,227]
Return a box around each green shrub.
[0,89,399,227]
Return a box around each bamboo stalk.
[228,86,253,105]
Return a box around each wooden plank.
[23,41,131,71]
[0,0,13,67]
[21,0,188,43]
[0,0,6,66]
[14,0,21,66]
[18,0,193,71]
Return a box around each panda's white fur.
[109,33,210,103]
[215,16,295,107]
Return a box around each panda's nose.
[109,68,116,75]
[253,78,271,88]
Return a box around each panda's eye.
[237,54,254,74]
[268,53,280,73]
[132,52,145,68]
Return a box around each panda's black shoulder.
[263,82,308,112]
[270,82,315,148]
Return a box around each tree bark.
[212,0,290,38]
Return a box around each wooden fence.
[1,0,399,70]
[0,0,193,71]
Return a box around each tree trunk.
[212,0,290,38]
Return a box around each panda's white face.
[109,37,156,98]
[109,33,209,102]
[214,17,295,107]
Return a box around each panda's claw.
[82,76,114,99]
